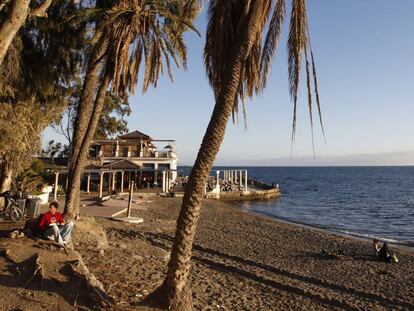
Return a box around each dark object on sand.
[378,242,392,262]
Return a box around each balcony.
[90,139,177,161]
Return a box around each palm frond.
[81,0,199,98]
[310,47,326,142]
[305,47,315,155]
[287,0,308,141]
[259,0,286,91]
[204,0,272,123]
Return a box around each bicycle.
[0,191,26,221]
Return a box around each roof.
[37,157,68,169]
[102,159,143,170]
[83,164,102,170]
[119,130,151,140]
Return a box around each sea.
[178,166,414,247]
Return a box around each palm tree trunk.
[64,46,107,217]
[64,70,111,219]
[0,0,30,65]
[161,1,264,310]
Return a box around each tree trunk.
[0,0,52,66]
[64,44,107,217]
[0,0,30,66]
[64,71,111,219]
[0,163,13,209]
[160,2,264,310]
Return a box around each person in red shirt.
[38,201,73,245]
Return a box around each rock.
[118,243,127,249]
[72,216,108,249]
[163,252,171,261]
[18,232,25,238]
[24,218,42,236]
[132,254,143,261]
[99,249,105,256]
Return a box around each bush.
[30,159,44,174]
[57,185,66,196]
[12,169,44,193]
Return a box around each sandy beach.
[1,195,414,310]
[85,196,414,310]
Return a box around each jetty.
[173,169,281,201]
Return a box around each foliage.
[11,167,44,194]
[86,0,200,98]
[205,0,324,141]
[94,92,131,139]
[56,185,66,196]
[41,140,64,158]
[0,0,88,177]
[53,89,132,142]
[30,159,45,174]
[0,102,48,174]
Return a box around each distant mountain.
[212,150,414,166]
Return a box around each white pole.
[99,173,104,198]
[244,170,248,191]
[162,171,166,193]
[127,181,134,217]
[239,170,242,187]
[86,174,91,194]
[53,171,59,201]
[112,172,116,190]
[120,171,124,193]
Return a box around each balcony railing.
[98,150,175,159]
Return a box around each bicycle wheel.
[9,205,23,221]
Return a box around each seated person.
[38,201,73,245]
[378,242,392,262]
[373,239,397,263]
[373,239,381,256]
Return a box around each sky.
[42,0,414,166]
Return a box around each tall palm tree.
[158,0,324,309]
[64,0,200,218]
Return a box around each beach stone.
[132,254,143,260]
[118,243,127,249]
[163,252,171,261]
[72,216,108,249]
[9,230,19,239]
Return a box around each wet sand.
[78,196,414,310]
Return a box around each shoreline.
[231,203,414,253]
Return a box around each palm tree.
[64,0,200,218]
[158,0,324,309]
